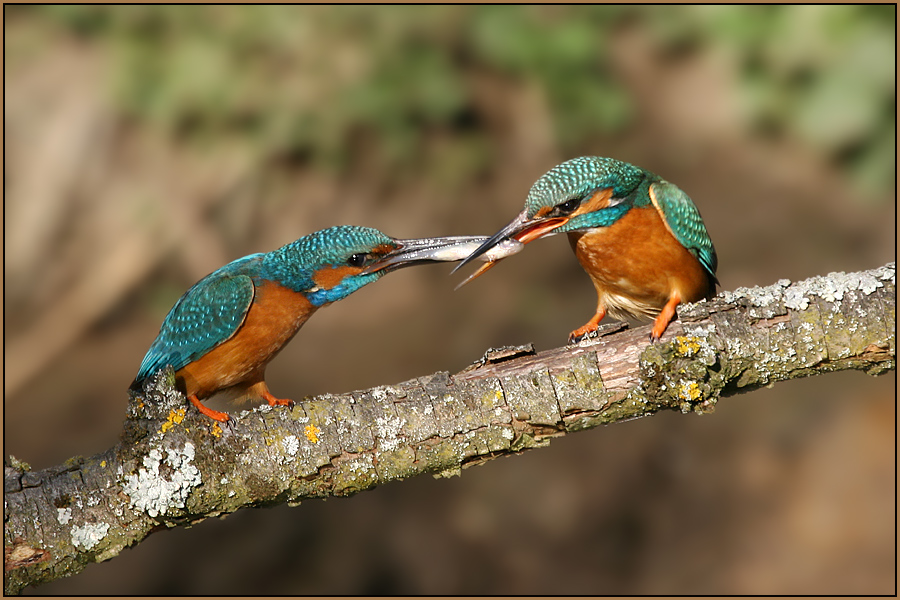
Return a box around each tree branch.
[4,262,895,594]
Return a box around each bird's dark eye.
[556,197,580,215]
[348,253,367,267]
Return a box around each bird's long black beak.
[363,235,494,275]
[451,210,530,274]
[451,209,570,286]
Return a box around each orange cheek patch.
[371,243,397,255]
[572,187,613,217]
[534,205,554,219]
[312,265,363,290]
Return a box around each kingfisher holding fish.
[455,156,718,342]
[132,226,504,422]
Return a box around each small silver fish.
[420,237,525,263]
[362,236,524,274]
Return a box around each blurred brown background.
[5,5,895,594]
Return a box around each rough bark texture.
[4,263,895,594]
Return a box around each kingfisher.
[132,226,492,422]
[455,156,718,342]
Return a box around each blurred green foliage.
[7,5,894,194]
[702,5,896,196]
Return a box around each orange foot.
[188,394,230,422]
[568,306,607,344]
[650,292,681,341]
[260,387,294,409]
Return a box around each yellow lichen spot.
[100,461,107,468]
[210,423,222,438]
[160,408,187,433]
[305,424,321,444]
[675,336,701,357]
[679,381,702,402]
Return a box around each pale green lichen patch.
[281,435,300,458]
[784,266,893,310]
[722,278,792,309]
[717,266,895,328]
[70,522,110,551]
[121,443,201,518]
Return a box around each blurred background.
[5,5,895,594]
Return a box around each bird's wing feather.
[136,273,256,380]
[649,181,718,280]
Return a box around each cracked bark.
[4,262,895,594]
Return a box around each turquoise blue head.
[455,157,647,273]
[262,225,489,306]
[523,156,644,221]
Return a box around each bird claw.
[568,331,589,344]
[188,394,230,422]
[568,325,598,344]
[268,398,293,407]
[568,320,628,344]
[260,388,293,409]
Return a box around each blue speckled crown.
[525,157,644,214]
[266,226,392,274]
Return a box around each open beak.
[451,209,570,286]
[363,235,505,275]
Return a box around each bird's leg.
[188,394,230,422]
[650,291,681,341]
[568,305,608,343]
[250,381,294,409]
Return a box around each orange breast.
[568,206,713,320]
[176,280,317,399]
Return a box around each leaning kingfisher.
[454,156,718,342]
[132,226,494,422]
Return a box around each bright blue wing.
[649,181,718,281]
[135,270,256,380]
